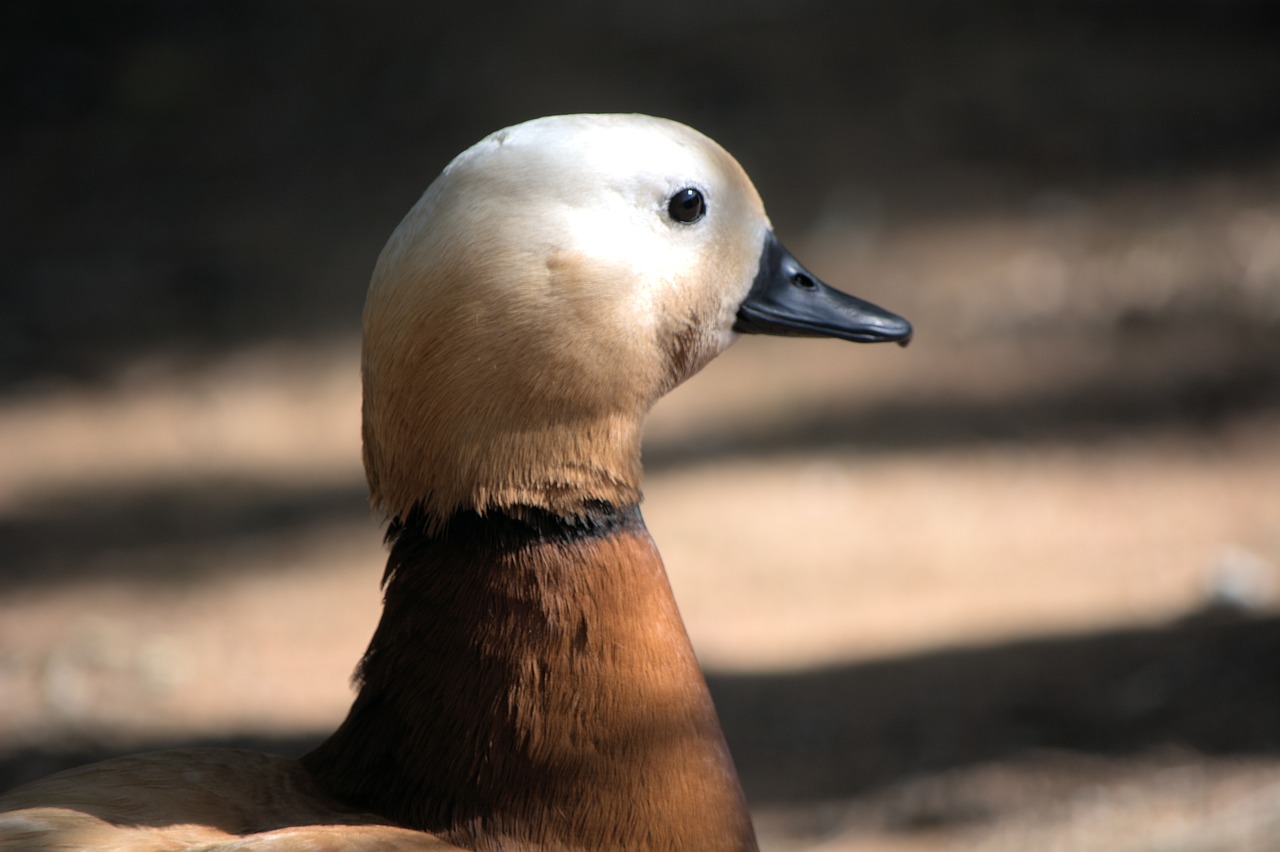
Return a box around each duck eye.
[667,187,706,224]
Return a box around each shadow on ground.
[5,1,1280,390]
[713,612,1280,808]
[3,321,1277,593]
[3,613,1278,811]
[648,323,1280,468]
[0,479,372,589]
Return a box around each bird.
[0,113,911,851]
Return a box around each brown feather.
[304,505,758,851]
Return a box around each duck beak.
[733,232,913,346]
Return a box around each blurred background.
[3,2,1280,849]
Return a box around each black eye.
[667,187,706,224]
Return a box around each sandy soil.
[3,158,1280,850]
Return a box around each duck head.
[362,114,911,527]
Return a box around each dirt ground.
[3,164,1280,850]
[5,5,1280,848]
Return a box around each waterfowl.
[0,114,911,851]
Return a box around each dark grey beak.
[733,232,912,346]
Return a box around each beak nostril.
[792,273,817,290]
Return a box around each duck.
[0,113,911,851]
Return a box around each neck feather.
[303,504,757,851]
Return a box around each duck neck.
[303,503,758,852]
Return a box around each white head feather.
[361,114,771,525]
